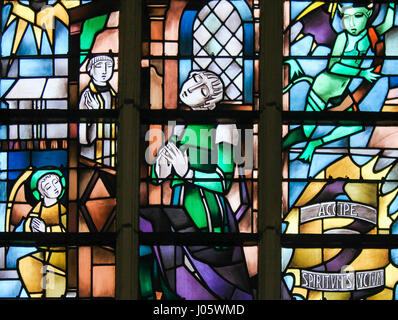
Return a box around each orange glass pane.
[164,59,178,109]
[151,21,163,40]
[164,0,187,41]
[150,42,163,56]
[93,266,115,297]
[78,246,92,298]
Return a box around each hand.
[31,217,46,232]
[285,59,304,79]
[155,147,172,179]
[298,139,323,163]
[84,91,101,109]
[162,143,189,178]
[359,67,381,83]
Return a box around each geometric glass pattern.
[193,0,244,101]
[140,0,260,300]
[282,0,398,300]
[141,0,259,110]
[0,0,119,299]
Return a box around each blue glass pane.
[390,76,398,88]
[19,59,53,77]
[296,58,327,78]
[290,1,312,21]
[180,10,197,56]
[243,23,253,56]
[243,59,253,103]
[40,31,53,55]
[358,77,389,112]
[1,4,12,31]
[31,150,67,168]
[291,35,313,56]
[0,203,5,232]
[290,82,310,111]
[140,245,153,256]
[335,194,350,201]
[389,196,398,216]
[6,246,36,269]
[382,60,398,76]
[0,80,15,98]
[8,152,30,180]
[349,126,374,148]
[1,20,16,57]
[179,59,192,88]
[373,4,388,25]
[54,20,69,54]
[289,157,310,179]
[16,25,38,56]
[308,153,342,178]
[0,182,6,202]
[230,0,253,21]
[289,181,308,207]
[0,152,7,172]
[0,280,22,298]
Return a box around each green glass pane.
[80,14,108,63]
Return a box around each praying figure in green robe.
[283,2,396,162]
[152,70,239,233]
[141,70,254,300]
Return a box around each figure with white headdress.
[79,54,117,167]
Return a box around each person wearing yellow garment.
[79,54,117,167]
[17,169,67,298]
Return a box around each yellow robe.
[18,202,67,298]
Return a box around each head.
[87,55,114,86]
[338,2,373,35]
[31,169,65,201]
[179,70,224,110]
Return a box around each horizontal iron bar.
[139,232,259,246]
[0,232,116,247]
[282,234,398,249]
[0,110,119,124]
[284,55,398,60]
[3,233,396,249]
[140,110,261,124]
[282,111,398,125]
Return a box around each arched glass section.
[179,0,254,104]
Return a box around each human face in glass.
[39,174,62,199]
[91,60,114,85]
[179,73,212,109]
[341,7,370,36]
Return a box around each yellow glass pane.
[290,248,322,268]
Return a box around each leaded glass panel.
[0,0,119,299]
[282,1,398,301]
[140,0,259,300]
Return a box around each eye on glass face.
[341,7,370,35]
[193,73,202,83]
[179,73,212,109]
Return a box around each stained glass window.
[139,0,260,300]
[0,0,119,298]
[282,1,398,300]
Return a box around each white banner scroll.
[300,269,384,291]
[300,201,377,225]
